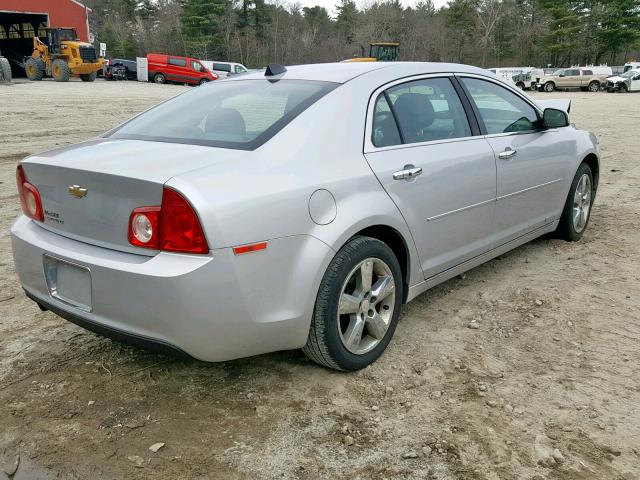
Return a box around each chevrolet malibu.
[12,62,599,371]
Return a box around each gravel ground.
[0,79,639,480]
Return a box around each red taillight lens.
[16,165,44,222]
[159,188,209,254]
[128,206,160,249]
[127,188,209,254]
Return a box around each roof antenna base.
[265,63,287,77]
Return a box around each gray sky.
[292,0,450,15]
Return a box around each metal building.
[0,0,92,75]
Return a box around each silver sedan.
[11,62,599,370]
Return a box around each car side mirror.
[543,108,569,129]
[559,74,564,77]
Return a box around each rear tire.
[25,57,44,81]
[153,73,166,84]
[544,82,555,92]
[516,81,525,90]
[556,163,595,241]
[588,81,600,92]
[0,57,11,82]
[303,236,403,371]
[52,59,70,82]
[80,71,97,82]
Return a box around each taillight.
[128,206,160,249]
[128,187,209,254]
[16,165,44,222]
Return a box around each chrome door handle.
[393,166,423,180]
[498,148,517,160]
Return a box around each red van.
[147,53,218,85]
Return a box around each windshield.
[58,29,77,41]
[621,70,638,78]
[552,69,564,76]
[108,80,337,150]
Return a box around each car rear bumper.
[11,216,333,362]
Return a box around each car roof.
[232,62,492,84]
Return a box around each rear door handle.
[498,148,517,160]
[393,165,423,180]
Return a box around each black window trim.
[365,73,481,152]
[454,74,544,137]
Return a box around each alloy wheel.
[573,173,592,233]
[337,257,396,355]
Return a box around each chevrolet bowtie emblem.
[68,185,88,198]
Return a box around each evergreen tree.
[180,0,229,57]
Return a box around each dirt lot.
[0,79,639,480]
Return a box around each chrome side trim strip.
[426,197,495,221]
[497,178,563,201]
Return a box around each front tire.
[25,57,44,81]
[153,73,166,84]
[544,82,555,92]
[52,59,70,82]
[303,236,403,371]
[588,81,600,92]
[556,163,594,241]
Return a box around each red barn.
[0,0,92,75]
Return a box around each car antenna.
[265,63,287,77]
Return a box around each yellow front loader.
[25,27,104,82]
[344,42,400,63]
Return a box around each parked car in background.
[105,58,137,81]
[488,67,544,90]
[200,60,248,78]
[537,66,612,92]
[623,61,640,73]
[11,62,599,371]
[606,69,640,92]
[511,68,545,90]
[147,54,218,85]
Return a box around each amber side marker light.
[233,242,268,256]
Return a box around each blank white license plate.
[43,255,92,312]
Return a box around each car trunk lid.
[21,138,246,255]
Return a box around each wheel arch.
[582,152,599,193]
[346,224,412,303]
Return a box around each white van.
[200,61,248,78]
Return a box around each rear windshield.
[107,80,337,150]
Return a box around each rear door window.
[213,63,231,72]
[168,57,186,67]
[371,95,402,147]
[109,80,337,150]
[461,77,540,134]
[372,77,471,147]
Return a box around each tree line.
[83,0,640,68]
